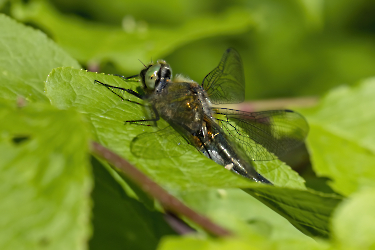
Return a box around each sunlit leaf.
[331,188,375,249]
[45,67,305,190]
[157,234,327,250]
[0,14,80,103]
[0,101,91,250]
[303,78,375,195]
[45,67,342,239]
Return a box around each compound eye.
[145,65,161,89]
[164,67,172,81]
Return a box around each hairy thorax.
[149,76,213,133]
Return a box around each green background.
[1,0,375,249]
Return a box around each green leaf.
[157,234,328,250]
[158,236,268,250]
[253,160,305,189]
[45,67,304,191]
[0,14,80,103]
[245,186,342,238]
[331,188,375,249]
[11,1,255,73]
[178,188,318,241]
[0,101,92,250]
[89,156,175,250]
[178,187,341,242]
[303,78,375,195]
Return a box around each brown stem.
[91,141,232,237]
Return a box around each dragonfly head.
[140,60,172,93]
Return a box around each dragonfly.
[94,48,309,184]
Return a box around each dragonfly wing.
[202,48,245,104]
[213,108,309,161]
[131,126,192,159]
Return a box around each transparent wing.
[213,108,309,161]
[202,48,245,104]
[131,126,193,159]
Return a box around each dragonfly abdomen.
[198,121,272,184]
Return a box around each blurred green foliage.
[2,0,375,249]
[4,0,375,99]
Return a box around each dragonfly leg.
[94,80,145,106]
[195,135,212,159]
[125,105,160,126]
[112,74,139,80]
